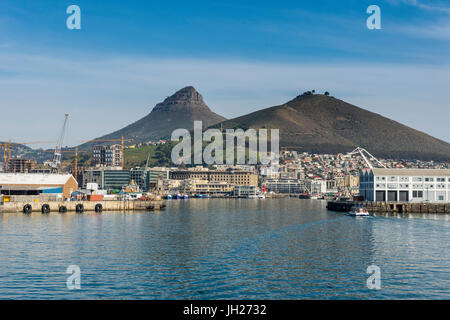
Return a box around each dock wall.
[0,200,165,213]
[327,201,450,214]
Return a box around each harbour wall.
[0,200,165,213]
[327,201,450,214]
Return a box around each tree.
[324,91,330,96]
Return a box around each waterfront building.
[233,185,258,198]
[0,173,78,199]
[82,167,130,191]
[130,167,146,190]
[359,168,450,202]
[181,179,234,196]
[310,180,327,195]
[169,170,258,187]
[92,144,123,168]
[146,168,169,191]
[265,179,304,194]
[165,179,182,192]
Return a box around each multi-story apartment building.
[7,158,37,173]
[92,144,122,168]
[359,168,450,202]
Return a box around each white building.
[310,180,327,196]
[359,168,450,203]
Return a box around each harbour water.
[0,198,449,299]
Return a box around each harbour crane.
[345,147,386,169]
[49,114,69,171]
[43,146,88,180]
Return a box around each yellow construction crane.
[1,140,57,172]
[43,146,89,180]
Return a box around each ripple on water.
[0,199,449,299]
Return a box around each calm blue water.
[0,198,449,299]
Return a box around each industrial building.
[0,173,78,199]
[359,168,450,203]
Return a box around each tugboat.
[348,203,370,216]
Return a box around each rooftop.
[369,168,450,177]
[0,173,76,185]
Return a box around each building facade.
[359,168,450,203]
[92,144,123,167]
[233,185,258,197]
[265,179,304,194]
[181,179,234,195]
[0,173,78,199]
[7,158,37,173]
[169,170,258,187]
[82,167,130,190]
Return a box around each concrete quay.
[327,201,450,214]
[0,200,165,214]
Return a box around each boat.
[348,204,370,216]
[182,194,189,199]
[164,194,173,200]
[176,193,182,199]
[248,192,266,199]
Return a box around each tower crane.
[345,147,386,169]
[1,140,57,172]
[43,146,88,180]
[49,114,69,171]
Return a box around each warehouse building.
[0,173,78,199]
[359,168,450,203]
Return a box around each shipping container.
[87,194,103,201]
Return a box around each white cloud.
[391,20,450,40]
[388,0,450,14]
[0,53,449,147]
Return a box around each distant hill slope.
[80,86,226,148]
[0,142,50,163]
[210,94,450,161]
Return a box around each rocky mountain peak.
[152,86,210,112]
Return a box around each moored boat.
[348,204,370,216]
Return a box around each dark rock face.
[152,86,211,113]
[83,86,226,144]
[211,94,450,161]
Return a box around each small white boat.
[248,193,266,199]
[348,204,370,216]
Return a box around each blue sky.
[0,0,449,147]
